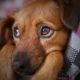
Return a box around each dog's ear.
[57,0,80,29]
[0,16,14,49]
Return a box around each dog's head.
[0,0,79,79]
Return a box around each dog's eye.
[13,27,20,38]
[39,25,53,38]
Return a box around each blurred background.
[0,0,29,18]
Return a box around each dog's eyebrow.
[36,19,63,30]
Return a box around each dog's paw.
[32,51,63,80]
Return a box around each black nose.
[12,52,34,75]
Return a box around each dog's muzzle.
[12,52,36,76]
[12,51,45,77]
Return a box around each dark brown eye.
[38,24,53,38]
[13,26,20,38]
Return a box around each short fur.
[0,0,79,80]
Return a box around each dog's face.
[11,0,69,76]
[0,0,70,79]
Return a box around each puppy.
[0,0,78,80]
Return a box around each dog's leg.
[0,42,15,80]
[32,51,63,80]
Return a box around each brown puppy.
[0,0,78,80]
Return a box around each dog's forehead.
[26,0,59,19]
[14,0,61,30]
[15,0,59,20]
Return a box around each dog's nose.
[12,53,34,75]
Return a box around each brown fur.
[0,0,76,80]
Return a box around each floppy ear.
[58,0,80,29]
[0,16,14,49]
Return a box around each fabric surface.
[59,22,80,80]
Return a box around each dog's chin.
[15,72,33,80]
[14,71,33,80]
[14,68,37,80]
